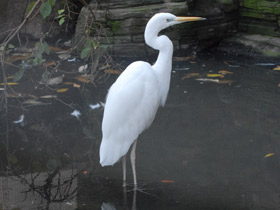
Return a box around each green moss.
[243,0,257,9]
[257,1,278,14]
[240,9,276,20]
[263,49,280,57]
[108,21,121,33]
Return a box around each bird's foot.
[125,183,157,196]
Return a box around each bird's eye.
[166,18,171,22]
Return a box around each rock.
[0,0,68,41]
[218,32,280,57]
[238,0,280,37]
[75,0,239,57]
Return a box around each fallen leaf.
[181,73,200,80]
[161,180,176,183]
[189,61,196,64]
[224,61,240,68]
[264,153,275,158]
[49,46,64,52]
[255,63,275,66]
[99,64,112,70]
[195,78,219,83]
[73,83,81,88]
[173,56,190,61]
[76,76,90,83]
[6,53,31,63]
[273,65,280,71]
[40,95,57,99]
[104,69,121,74]
[58,53,71,60]
[22,99,49,105]
[218,70,233,74]
[43,61,56,67]
[78,64,88,73]
[207,74,224,78]
[47,75,64,85]
[216,80,235,84]
[56,88,69,93]
[0,82,19,85]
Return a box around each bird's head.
[147,13,206,32]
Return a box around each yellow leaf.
[181,73,200,80]
[56,88,69,93]
[73,83,80,88]
[173,56,190,61]
[0,82,19,85]
[76,76,90,83]
[273,65,280,70]
[218,70,233,74]
[264,153,275,158]
[7,75,14,79]
[207,74,224,78]
[189,61,196,64]
[104,69,121,74]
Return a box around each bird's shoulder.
[112,61,157,89]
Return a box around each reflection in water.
[0,169,77,210]
[100,187,137,210]
[1,51,280,209]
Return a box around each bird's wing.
[100,61,160,166]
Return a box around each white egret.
[100,13,205,189]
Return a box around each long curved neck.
[144,25,174,106]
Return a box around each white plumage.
[99,13,205,189]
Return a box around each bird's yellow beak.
[175,16,206,22]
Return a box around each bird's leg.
[130,140,137,190]
[122,155,127,187]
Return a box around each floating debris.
[207,74,224,78]
[76,76,90,83]
[56,88,69,93]
[181,73,199,80]
[255,63,276,66]
[224,61,240,68]
[196,78,219,83]
[78,64,88,73]
[89,103,102,110]
[47,75,64,85]
[161,180,176,183]
[58,53,71,60]
[173,56,190,61]
[13,114,24,124]
[264,153,275,158]
[71,110,81,118]
[273,65,280,71]
[22,99,50,105]
[218,70,233,74]
[174,67,190,71]
[0,82,19,85]
[40,95,57,99]
[104,69,121,74]
[67,57,76,62]
[73,83,81,88]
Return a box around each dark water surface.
[0,51,280,210]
